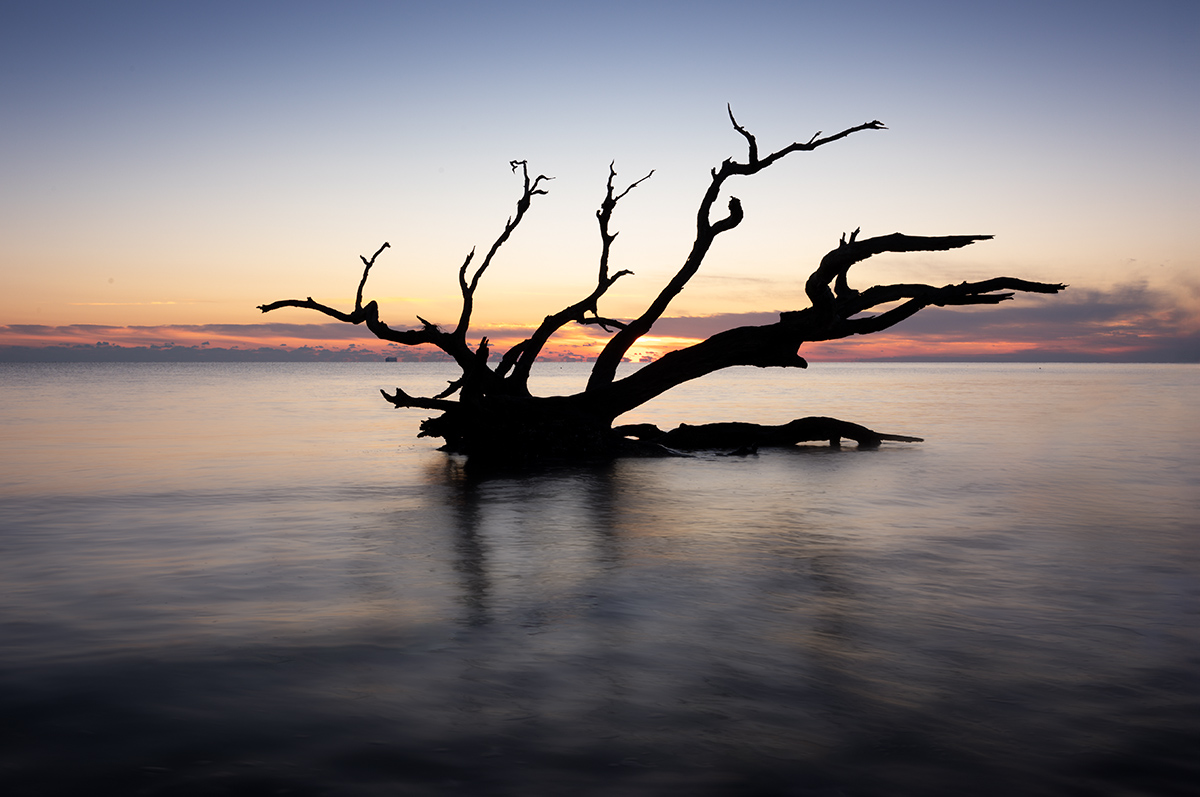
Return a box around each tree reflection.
[426,456,625,629]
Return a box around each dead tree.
[259,108,1065,462]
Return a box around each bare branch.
[495,341,527,378]
[454,161,552,340]
[258,268,474,367]
[256,296,359,323]
[611,164,654,203]
[502,163,650,389]
[807,232,993,317]
[598,162,653,283]
[455,248,476,296]
[751,120,887,172]
[589,233,1063,419]
[727,104,757,163]
[710,196,744,235]
[259,241,392,322]
[576,315,628,331]
[844,278,1062,317]
[589,321,812,418]
[433,378,464,400]
[356,242,390,312]
[834,277,1067,337]
[380,386,458,411]
[588,112,883,393]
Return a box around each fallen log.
[616,417,923,450]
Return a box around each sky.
[2,0,1198,361]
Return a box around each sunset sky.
[2,1,1197,361]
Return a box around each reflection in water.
[432,455,626,629]
[440,458,493,627]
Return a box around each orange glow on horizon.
[2,319,1188,363]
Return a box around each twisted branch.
[587,108,885,392]
[592,231,1065,418]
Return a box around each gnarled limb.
[256,241,392,323]
[259,164,552,376]
[797,229,1067,339]
[807,231,992,319]
[834,276,1067,338]
[256,243,475,363]
[587,108,886,392]
[590,322,813,418]
[591,231,1064,419]
[380,386,459,412]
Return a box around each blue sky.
[2,0,1197,359]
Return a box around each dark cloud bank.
[0,344,454,363]
[2,285,1197,362]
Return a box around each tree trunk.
[417,395,664,463]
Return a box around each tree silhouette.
[260,108,1065,462]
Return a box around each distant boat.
[384,356,397,362]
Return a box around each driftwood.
[618,418,923,452]
[260,107,1064,463]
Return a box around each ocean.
[1,361,1198,795]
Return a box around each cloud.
[0,323,398,347]
[875,282,1194,338]
[647,313,783,339]
[2,282,1197,361]
[804,281,1200,361]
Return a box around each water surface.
[1,362,1198,795]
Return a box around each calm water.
[1,362,1198,795]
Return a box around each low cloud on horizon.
[2,283,1196,362]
